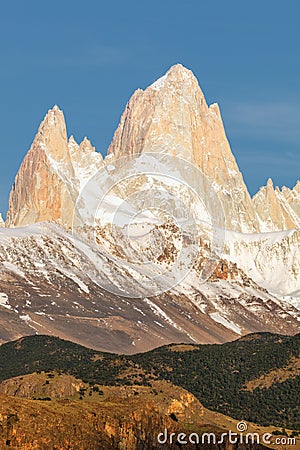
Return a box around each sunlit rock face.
[6,106,74,228]
[6,106,103,229]
[108,64,260,233]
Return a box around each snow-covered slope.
[223,229,300,308]
[0,223,298,353]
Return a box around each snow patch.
[210,312,242,334]
[150,74,167,91]
[0,293,11,310]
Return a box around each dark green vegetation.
[0,332,299,430]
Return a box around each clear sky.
[0,0,299,215]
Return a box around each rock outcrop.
[69,135,104,189]
[0,372,86,399]
[0,214,4,227]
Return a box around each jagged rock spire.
[108,64,259,232]
[4,67,299,233]
[6,107,104,228]
[6,106,75,228]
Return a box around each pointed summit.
[165,63,193,76]
[79,137,96,153]
[6,104,106,229]
[68,135,78,145]
[149,64,201,92]
[6,106,75,228]
[40,105,65,129]
[67,135,103,190]
[282,181,300,227]
[35,105,70,163]
[108,64,259,232]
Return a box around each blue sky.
[0,0,299,215]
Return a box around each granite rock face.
[6,106,75,228]
[1,65,299,350]
[108,64,260,233]
[6,106,103,229]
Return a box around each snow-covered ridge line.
[0,220,298,305]
[0,220,299,349]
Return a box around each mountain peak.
[266,178,274,189]
[51,104,62,112]
[6,106,74,228]
[5,68,298,234]
[79,137,95,153]
[68,135,78,146]
[35,106,69,163]
[108,64,259,232]
[149,64,200,93]
[253,177,299,231]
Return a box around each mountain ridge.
[0,222,299,353]
[4,64,300,232]
[0,63,299,353]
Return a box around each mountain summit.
[6,107,103,229]
[108,64,259,232]
[253,179,300,231]
[6,106,75,228]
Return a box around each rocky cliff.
[6,106,74,228]
[0,378,273,450]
